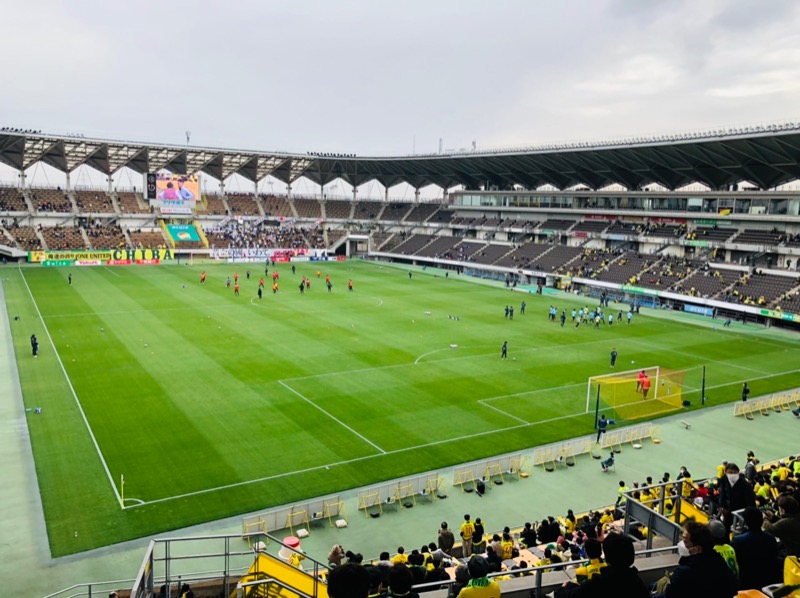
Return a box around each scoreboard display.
[147,173,200,202]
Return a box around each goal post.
[586,366,658,413]
[587,365,704,422]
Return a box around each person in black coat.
[718,463,756,511]
[554,533,648,598]
[731,507,781,590]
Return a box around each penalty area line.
[477,399,528,424]
[278,380,387,455]
[18,267,124,509]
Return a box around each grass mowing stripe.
[628,337,770,376]
[17,267,122,508]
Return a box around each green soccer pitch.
[4,259,800,556]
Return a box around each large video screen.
[155,173,199,202]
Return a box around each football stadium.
[3,121,800,596]
[4,5,800,598]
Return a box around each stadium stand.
[202,193,227,216]
[404,203,441,223]
[353,200,385,220]
[729,271,800,306]
[293,198,323,219]
[538,218,575,232]
[636,257,700,291]
[40,225,86,250]
[391,233,435,255]
[0,187,28,212]
[784,233,800,247]
[732,228,784,246]
[31,188,72,213]
[643,223,685,239]
[226,193,261,216]
[380,202,413,221]
[261,195,294,219]
[370,232,395,250]
[571,220,611,235]
[324,200,353,220]
[688,226,737,243]
[85,225,127,249]
[494,241,551,269]
[414,235,462,258]
[428,209,455,224]
[73,190,115,214]
[536,245,584,273]
[775,289,800,313]
[207,222,311,250]
[129,229,167,249]
[116,191,150,214]
[567,248,617,278]
[450,215,475,226]
[6,225,43,250]
[605,220,641,236]
[306,226,326,249]
[594,252,653,285]
[324,229,347,247]
[674,267,741,299]
[467,242,513,265]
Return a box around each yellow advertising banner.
[28,248,173,263]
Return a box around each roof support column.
[220,178,225,197]
[352,185,357,203]
[443,187,449,204]
[320,183,325,200]
[287,184,292,199]
[107,176,112,194]
[414,187,420,203]
[18,168,25,190]
[384,184,389,202]
[65,171,71,191]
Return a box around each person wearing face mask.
[717,463,755,529]
[664,521,737,598]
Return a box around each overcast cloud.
[1,0,798,157]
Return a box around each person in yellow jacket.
[391,546,408,565]
[460,514,476,557]
[574,538,607,584]
[500,533,514,560]
[457,555,501,598]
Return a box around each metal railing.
[130,531,329,598]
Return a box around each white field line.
[124,404,597,509]
[277,380,387,455]
[480,382,586,404]
[103,267,121,277]
[628,337,770,376]
[18,268,123,508]
[477,399,528,424]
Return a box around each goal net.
[587,366,690,422]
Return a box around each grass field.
[4,259,800,556]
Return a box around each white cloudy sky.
[1,0,799,158]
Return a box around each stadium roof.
[1,124,800,191]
